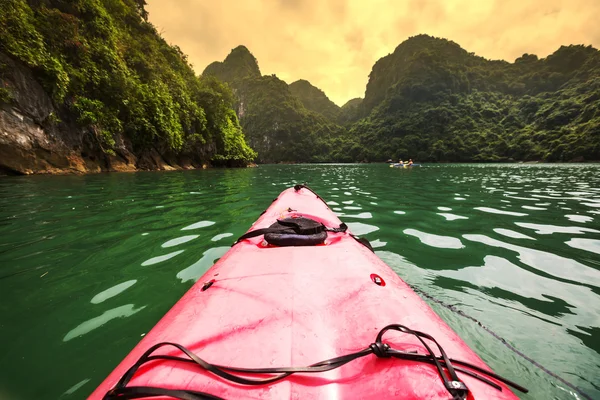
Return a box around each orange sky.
[146,0,600,106]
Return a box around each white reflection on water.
[463,234,600,286]
[565,238,600,255]
[493,228,535,240]
[63,304,146,342]
[474,207,528,217]
[515,222,600,235]
[211,233,234,242]
[565,214,593,223]
[437,213,468,221]
[141,250,185,266]
[346,222,379,235]
[404,229,465,249]
[181,220,215,230]
[177,246,230,283]
[161,235,199,248]
[91,280,137,304]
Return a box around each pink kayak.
[91,185,525,399]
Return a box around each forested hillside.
[350,35,600,162]
[338,98,363,125]
[0,0,255,174]
[203,46,355,163]
[2,2,598,174]
[206,36,600,163]
[288,79,340,121]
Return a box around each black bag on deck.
[264,217,327,246]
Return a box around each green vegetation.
[0,86,13,104]
[0,0,255,165]
[206,36,600,163]
[338,97,363,125]
[288,79,340,121]
[349,35,600,162]
[2,4,597,167]
[203,47,352,163]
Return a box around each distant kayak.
[390,163,421,168]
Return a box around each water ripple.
[161,235,199,248]
[211,233,233,242]
[90,280,137,304]
[437,213,468,221]
[404,229,465,249]
[493,228,535,240]
[515,222,600,235]
[565,214,593,223]
[141,250,185,266]
[565,238,600,255]
[63,304,146,342]
[474,207,528,217]
[463,234,600,286]
[181,220,215,230]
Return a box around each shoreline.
[4,160,600,177]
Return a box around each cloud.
[146,0,600,106]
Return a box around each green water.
[0,164,599,399]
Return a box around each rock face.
[203,46,345,163]
[0,0,254,175]
[0,52,205,175]
[0,52,102,175]
[203,45,261,83]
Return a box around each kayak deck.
[91,187,518,399]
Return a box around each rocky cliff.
[0,0,254,175]
[202,46,350,163]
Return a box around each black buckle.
[445,380,468,391]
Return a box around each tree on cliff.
[0,0,256,168]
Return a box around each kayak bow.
[91,185,523,400]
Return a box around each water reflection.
[565,214,593,223]
[565,238,600,255]
[211,233,233,242]
[2,164,600,399]
[61,378,90,397]
[161,235,199,248]
[63,304,146,342]
[515,222,600,235]
[177,246,230,283]
[463,234,600,286]
[493,228,535,240]
[90,280,137,304]
[141,250,185,266]
[404,229,465,249]
[474,207,528,217]
[181,220,216,230]
[437,213,468,221]
[342,212,373,219]
[346,222,379,235]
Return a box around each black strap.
[376,325,468,397]
[233,221,347,246]
[232,225,309,245]
[324,222,348,233]
[105,386,223,399]
[350,234,374,252]
[103,323,528,400]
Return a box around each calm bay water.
[0,164,599,399]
